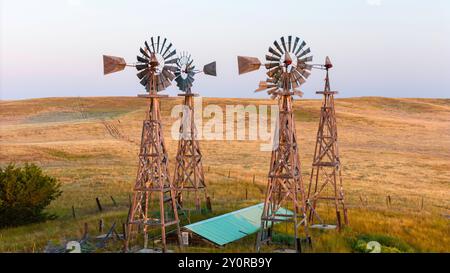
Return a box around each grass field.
[0,96,449,252]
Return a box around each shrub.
[0,163,62,228]
[350,233,414,253]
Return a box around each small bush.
[0,163,62,228]
[350,233,414,253]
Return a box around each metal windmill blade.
[156,36,160,53]
[288,36,292,52]
[266,66,281,78]
[292,37,300,53]
[295,41,306,56]
[139,74,149,87]
[137,55,149,63]
[164,49,177,60]
[162,43,172,57]
[165,58,178,65]
[159,38,167,54]
[297,47,311,58]
[265,62,279,70]
[273,40,284,55]
[268,47,282,58]
[150,37,156,52]
[140,47,150,58]
[103,55,127,75]
[164,65,177,72]
[137,68,149,79]
[145,41,151,53]
[298,56,313,63]
[280,36,288,53]
[255,81,277,92]
[162,69,175,81]
[265,55,280,62]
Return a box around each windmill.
[237,36,313,252]
[172,52,216,211]
[307,56,349,231]
[103,36,182,252]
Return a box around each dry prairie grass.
[0,96,449,252]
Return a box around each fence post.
[122,222,127,240]
[206,197,212,212]
[99,219,104,233]
[71,205,76,219]
[110,196,117,206]
[83,223,89,238]
[252,174,256,184]
[96,197,103,212]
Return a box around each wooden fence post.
[122,222,127,240]
[71,205,76,219]
[110,196,117,206]
[83,223,89,238]
[99,219,104,233]
[252,174,255,185]
[96,197,103,212]
[206,197,212,212]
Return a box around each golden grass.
[0,96,449,252]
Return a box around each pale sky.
[1,0,449,100]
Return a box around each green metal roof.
[184,203,292,246]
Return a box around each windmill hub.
[281,52,296,72]
[150,53,164,73]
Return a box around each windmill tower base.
[125,95,182,252]
[173,93,209,212]
[256,94,310,253]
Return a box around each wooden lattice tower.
[173,94,208,210]
[172,52,216,211]
[237,36,313,252]
[307,57,348,231]
[103,36,182,252]
[126,90,182,252]
[257,79,310,252]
